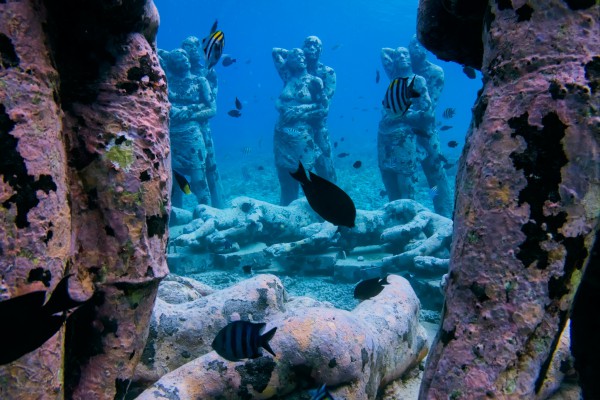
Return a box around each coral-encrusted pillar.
[419,0,599,398]
[0,1,72,398]
[1,0,170,399]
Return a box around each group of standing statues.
[160,33,452,219]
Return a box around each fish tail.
[42,274,85,315]
[289,162,310,185]
[260,327,277,357]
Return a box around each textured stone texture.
[419,0,599,398]
[135,274,427,400]
[0,1,170,399]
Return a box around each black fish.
[439,125,453,131]
[242,265,252,274]
[337,152,350,158]
[447,140,459,148]
[352,160,362,169]
[382,76,420,115]
[211,320,277,361]
[442,108,456,119]
[340,137,345,142]
[353,276,389,300]
[173,169,191,195]
[222,55,236,67]
[228,109,242,117]
[235,97,243,110]
[375,69,380,84]
[0,274,86,365]
[202,20,224,69]
[290,162,356,228]
[463,66,477,79]
[310,384,335,400]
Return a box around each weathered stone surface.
[157,274,214,304]
[0,1,170,399]
[419,0,599,398]
[135,274,427,399]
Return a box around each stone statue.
[164,38,224,209]
[377,47,433,203]
[302,36,337,183]
[408,35,452,217]
[272,48,327,205]
[166,48,224,209]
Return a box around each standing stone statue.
[166,48,224,209]
[163,38,224,209]
[408,35,452,217]
[377,47,432,202]
[302,36,337,182]
[272,48,326,205]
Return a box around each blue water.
[154,0,482,209]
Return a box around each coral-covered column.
[420,0,599,398]
[0,1,71,398]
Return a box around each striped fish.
[202,20,224,69]
[382,76,420,116]
[211,320,277,361]
[442,107,456,119]
[173,169,191,195]
[310,384,335,400]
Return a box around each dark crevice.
[563,0,595,10]
[584,56,600,94]
[515,4,534,22]
[0,33,20,68]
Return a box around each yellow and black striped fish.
[173,169,191,195]
[211,320,277,361]
[310,384,335,400]
[382,76,420,116]
[202,20,225,69]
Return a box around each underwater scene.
[0,0,597,399]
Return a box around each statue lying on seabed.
[171,196,452,275]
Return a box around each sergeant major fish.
[211,320,277,361]
[310,384,335,400]
[382,76,420,116]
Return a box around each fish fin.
[42,274,86,315]
[210,19,218,34]
[183,184,192,195]
[289,162,310,185]
[260,327,277,357]
[408,75,420,98]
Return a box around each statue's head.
[168,48,191,76]
[287,48,306,71]
[408,34,427,64]
[181,36,202,64]
[395,47,411,70]
[302,36,322,63]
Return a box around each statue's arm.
[272,48,289,81]
[191,77,217,120]
[381,48,397,79]
[322,67,336,103]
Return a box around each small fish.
[375,69,380,84]
[429,185,439,199]
[242,265,253,274]
[228,109,242,118]
[211,320,277,361]
[447,140,459,148]
[352,160,362,169]
[241,146,251,155]
[221,55,236,67]
[173,170,192,195]
[333,142,338,148]
[235,97,243,110]
[202,20,225,69]
[310,384,335,400]
[245,59,252,64]
[379,189,387,198]
[340,137,345,142]
[463,66,477,79]
[290,161,356,228]
[331,43,342,51]
[439,125,453,131]
[257,165,265,171]
[337,152,350,158]
[353,276,389,301]
[382,76,420,115]
[442,107,456,119]
[0,274,87,365]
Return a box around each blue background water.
[154,0,482,210]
